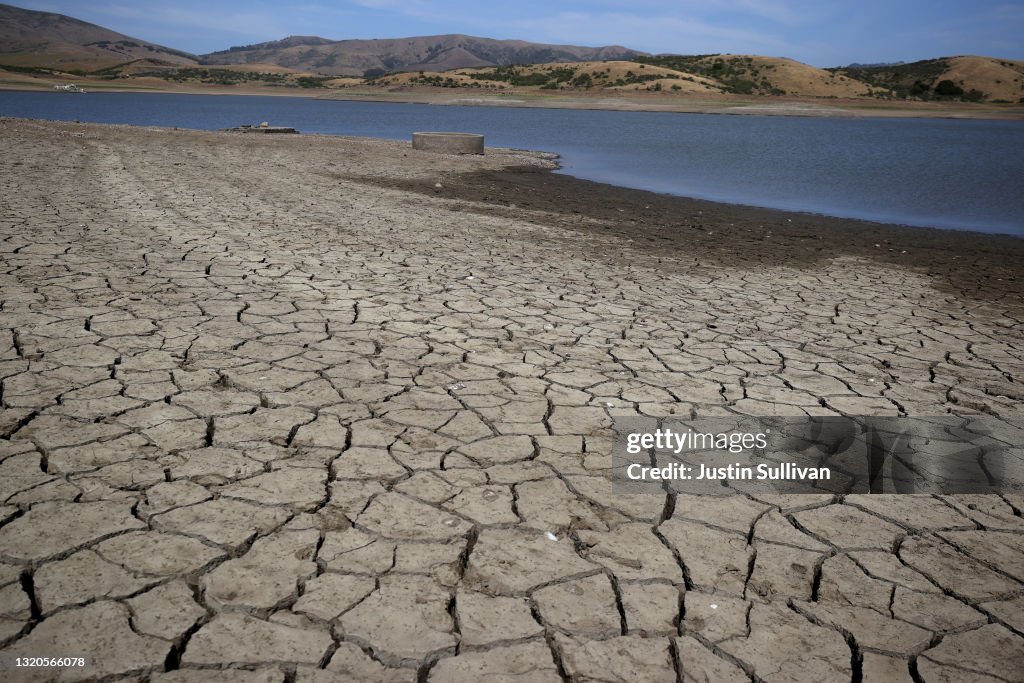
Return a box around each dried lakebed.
[0,118,1023,682]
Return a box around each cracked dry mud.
[1,117,1023,682]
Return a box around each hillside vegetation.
[372,61,725,93]
[635,54,875,97]
[833,56,1024,103]
[361,56,897,100]
[45,58,335,88]
[368,54,1022,103]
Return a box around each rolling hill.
[0,2,195,71]
[375,56,880,98]
[374,61,726,94]
[199,35,644,77]
[634,54,876,97]
[834,56,1024,102]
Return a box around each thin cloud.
[501,11,791,55]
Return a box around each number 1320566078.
[3,656,90,669]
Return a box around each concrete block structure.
[412,132,484,154]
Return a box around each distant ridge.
[842,61,905,69]
[198,34,645,77]
[0,2,195,71]
[205,36,336,55]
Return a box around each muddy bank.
[341,161,1024,311]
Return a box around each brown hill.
[941,56,1024,102]
[0,2,195,71]
[211,62,305,75]
[725,55,874,97]
[835,55,1024,102]
[377,61,725,94]
[374,57,879,98]
[200,34,645,77]
[634,54,877,96]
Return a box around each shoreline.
[372,156,1024,312]
[539,158,1023,240]
[4,77,1024,121]
[1,115,1021,242]
[540,159,1022,238]
[317,89,1024,121]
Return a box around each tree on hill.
[934,79,963,97]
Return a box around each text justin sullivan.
[626,462,830,481]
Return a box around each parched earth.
[1,117,1023,682]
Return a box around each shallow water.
[2,91,1022,234]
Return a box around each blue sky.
[15,0,1024,66]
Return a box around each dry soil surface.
[1,118,1023,682]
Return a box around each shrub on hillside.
[571,73,593,88]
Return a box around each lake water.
[2,91,1023,235]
